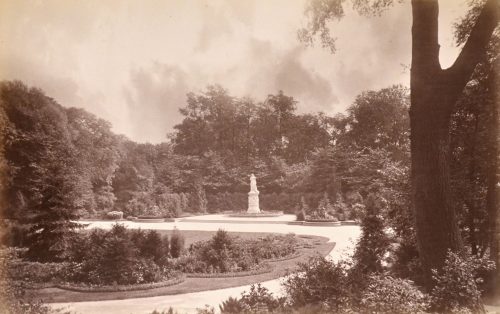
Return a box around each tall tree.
[409,0,498,284]
[299,0,499,285]
[66,108,119,214]
[341,85,410,160]
[1,81,83,261]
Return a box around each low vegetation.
[216,251,491,314]
[5,226,302,292]
[174,230,298,274]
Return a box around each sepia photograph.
[0,0,499,313]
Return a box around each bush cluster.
[8,260,69,284]
[106,211,123,220]
[361,275,428,313]
[220,284,285,314]
[124,192,190,218]
[175,230,298,274]
[1,248,67,314]
[219,250,493,314]
[429,250,495,313]
[65,224,175,285]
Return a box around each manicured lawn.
[26,231,335,303]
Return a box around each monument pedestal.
[247,190,260,213]
[247,174,261,213]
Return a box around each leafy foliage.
[169,228,185,259]
[430,250,495,313]
[351,194,391,276]
[220,284,285,314]
[175,230,298,274]
[65,224,173,285]
[0,249,67,314]
[282,255,352,311]
[361,275,428,314]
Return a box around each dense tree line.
[0,80,412,255]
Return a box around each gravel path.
[51,216,361,314]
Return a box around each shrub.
[314,193,334,219]
[282,255,352,311]
[170,228,185,258]
[143,205,162,217]
[430,250,494,313]
[361,275,428,313]
[351,193,390,276]
[0,280,57,314]
[212,230,233,251]
[8,260,69,284]
[187,230,238,273]
[95,224,141,284]
[161,234,170,260]
[106,211,123,220]
[220,284,284,314]
[125,192,155,217]
[140,230,167,264]
[350,203,365,221]
[219,296,244,314]
[390,239,425,285]
[65,225,174,286]
[196,305,215,314]
[156,193,183,217]
[296,211,305,221]
[177,232,298,274]
[130,229,146,250]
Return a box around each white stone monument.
[247,174,261,213]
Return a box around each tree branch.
[447,0,499,92]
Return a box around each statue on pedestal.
[247,174,260,213]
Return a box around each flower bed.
[175,230,299,275]
[186,263,272,278]
[8,260,69,284]
[56,274,185,292]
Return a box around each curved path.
[51,215,361,314]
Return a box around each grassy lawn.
[27,231,334,303]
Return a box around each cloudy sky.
[0,0,468,143]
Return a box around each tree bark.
[487,59,499,295]
[410,0,498,286]
[466,108,480,256]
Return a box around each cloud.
[0,54,80,105]
[211,38,339,113]
[0,0,467,143]
[273,48,339,112]
[124,63,191,143]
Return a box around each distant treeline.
[0,81,411,219]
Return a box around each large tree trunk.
[410,76,464,284]
[487,59,499,295]
[410,0,498,285]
